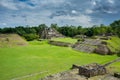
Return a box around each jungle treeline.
[0,19,120,41]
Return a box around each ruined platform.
[72,63,107,78]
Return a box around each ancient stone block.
[78,63,107,78]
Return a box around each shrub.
[77,38,85,42]
[23,34,39,41]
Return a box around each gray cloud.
[92,0,120,14]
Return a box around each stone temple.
[40,28,64,39]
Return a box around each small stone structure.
[41,58,120,80]
[41,69,119,80]
[40,28,64,39]
[71,58,120,78]
[72,63,106,78]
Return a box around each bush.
[117,50,120,57]
[23,34,39,41]
[77,38,85,42]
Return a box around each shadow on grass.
[117,53,120,57]
[117,50,120,57]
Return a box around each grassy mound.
[106,36,120,53]
[0,34,28,48]
[0,40,119,80]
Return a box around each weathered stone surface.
[73,43,95,53]
[72,39,101,53]
[72,38,115,55]
[40,28,64,39]
[40,69,119,80]
[72,63,107,78]
[94,44,110,55]
[81,39,101,46]
[72,58,120,78]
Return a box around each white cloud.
[0,22,7,26]
[103,9,117,14]
[92,1,97,6]
[107,0,114,4]
[1,10,53,26]
[40,0,65,4]
[52,14,95,27]
[71,10,77,14]
[0,0,18,10]
[2,23,7,26]
[85,9,93,14]
[27,0,66,8]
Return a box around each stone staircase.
[73,39,102,53]
[81,39,101,46]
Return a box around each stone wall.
[48,40,72,47]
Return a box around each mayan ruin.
[40,28,64,39]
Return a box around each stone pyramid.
[40,27,64,39]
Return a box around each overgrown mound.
[106,37,120,55]
[0,34,28,47]
[72,36,120,55]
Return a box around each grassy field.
[0,40,119,80]
[51,37,77,43]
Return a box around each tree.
[23,34,39,41]
[38,24,48,35]
[110,20,120,37]
[85,28,94,37]
[50,24,59,30]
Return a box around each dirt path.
[11,71,48,80]
[103,58,120,67]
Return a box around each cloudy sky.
[0,0,120,27]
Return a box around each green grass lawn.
[51,37,77,43]
[0,40,119,80]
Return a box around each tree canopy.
[0,19,120,41]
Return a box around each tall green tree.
[110,20,120,37]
